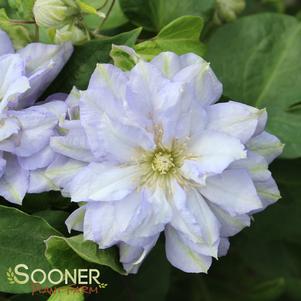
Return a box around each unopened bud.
[54,22,89,44]
[33,0,79,28]
[214,0,246,24]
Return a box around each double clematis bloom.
[0,30,72,204]
[48,47,283,273]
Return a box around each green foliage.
[135,16,205,60]
[8,0,35,19]
[47,286,84,301]
[0,205,60,293]
[0,8,32,48]
[45,235,125,275]
[45,27,141,94]
[207,13,301,158]
[119,0,215,32]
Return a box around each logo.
[6,264,108,296]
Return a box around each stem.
[9,19,36,25]
[96,0,110,10]
[93,0,115,34]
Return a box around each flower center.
[151,151,175,175]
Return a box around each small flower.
[50,48,283,273]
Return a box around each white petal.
[150,52,183,78]
[10,105,59,156]
[80,88,154,161]
[126,61,171,122]
[229,151,271,182]
[200,169,263,215]
[206,101,266,143]
[254,176,281,210]
[218,238,230,257]
[247,131,284,164]
[0,54,30,111]
[208,202,250,237]
[165,226,212,273]
[28,169,58,193]
[170,181,220,249]
[173,60,222,106]
[88,64,127,99]
[18,145,56,170]
[83,193,143,248]
[0,116,20,141]
[16,42,73,108]
[65,206,86,232]
[182,131,246,182]
[119,235,158,274]
[69,163,140,202]
[0,154,28,204]
[50,127,95,162]
[0,156,6,178]
[45,155,86,195]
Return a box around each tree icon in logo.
[6,267,16,284]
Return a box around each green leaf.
[34,210,69,235]
[44,27,141,94]
[0,8,32,49]
[0,205,61,294]
[246,278,286,301]
[8,0,35,19]
[119,0,214,32]
[135,15,205,60]
[207,13,301,158]
[47,286,84,301]
[45,235,125,275]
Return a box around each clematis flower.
[51,48,283,273]
[0,30,72,204]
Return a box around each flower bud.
[54,22,89,45]
[214,0,246,24]
[33,0,79,28]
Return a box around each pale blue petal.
[208,202,250,237]
[66,205,86,232]
[0,154,28,204]
[16,42,73,108]
[45,155,86,195]
[50,126,95,162]
[0,30,14,55]
[218,238,230,257]
[254,176,281,211]
[170,181,220,249]
[69,163,140,202]
[28,169,58,193]
[229,151,271,182]
[247,131,284,164]
[165,226,212,273]
[119,235,159,274]
[206,101,266,143]
[18,145,56,170]
[181,131,246,182]
[200,169,263,215]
